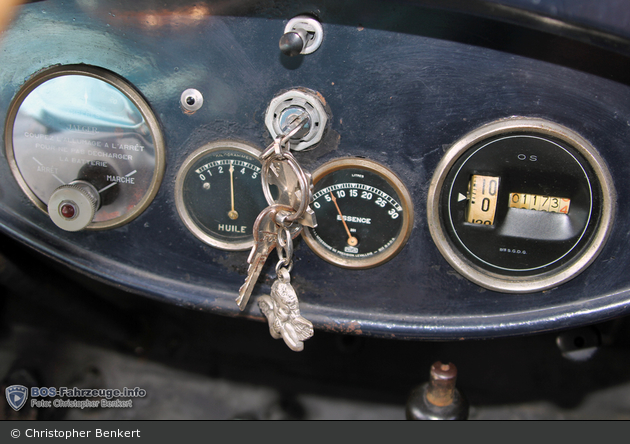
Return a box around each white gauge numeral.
[388,208,399,219]
[350,189,358,197]
[361,191,372,200]
[314,202,321,209]
[375,197,386,207]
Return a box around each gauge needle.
[330,192,358,247]
[228,161,238,220]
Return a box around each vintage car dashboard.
[3,0,630,350]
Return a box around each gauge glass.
[175,140,268,251]
[303,158,414,269]
[427,118,614,293]
[5,65,164,229]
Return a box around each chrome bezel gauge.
[175,140,267,251]
[303,157,414,269]
[427,118,615,293]
[5,65,165,230]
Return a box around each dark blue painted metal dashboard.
[2,0,630,340]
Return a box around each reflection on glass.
[12,74,157,222]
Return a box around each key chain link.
[238,105,315,351]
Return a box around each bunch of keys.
[236,112,316,351]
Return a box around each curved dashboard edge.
[2,1,630,342]
[2,207,630,341]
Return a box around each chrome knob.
[279,15,323,56]
[279,30,309,57]
[48,180,100,231]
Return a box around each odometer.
[427,118,615,293]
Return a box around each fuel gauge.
[303,158,414,269]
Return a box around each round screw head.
[180,88,203,114]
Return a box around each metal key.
[236,204,299,311]
[262,152,317,228]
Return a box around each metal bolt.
[180,88,204,114]
[426,361,457,407]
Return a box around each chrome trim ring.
[427,117,615,293]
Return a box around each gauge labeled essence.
[175,140,268,251]
[303,158,414,269]
[5,65,164,231]
[427,118,615,293]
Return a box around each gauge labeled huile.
[427,118,615,293]
[175,140,268,251]
[5,65,165,231]
[303,158,414,269]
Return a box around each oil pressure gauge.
[303,158,414,269]
[175,140,268,251]
[5,65,165,231]
[427,118,615,293]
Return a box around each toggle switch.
[279,15,323,56]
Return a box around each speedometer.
[303,158,414,269]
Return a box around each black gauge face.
[303,158,413,269]
[176,141,268,251]
[443,133,600,275]
[5,65,164,229]
[427,119,614,293]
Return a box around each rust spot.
[322,319,363,335]
[312,89,327,107]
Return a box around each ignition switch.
[265,88,327,151]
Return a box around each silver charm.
[259,268,313,352]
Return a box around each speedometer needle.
[228,161,238,220]
[330,192,358,247]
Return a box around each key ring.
[276,227,294,274]
[276,226,294,264]
[261,150,311,223]
[260,112,308,162]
